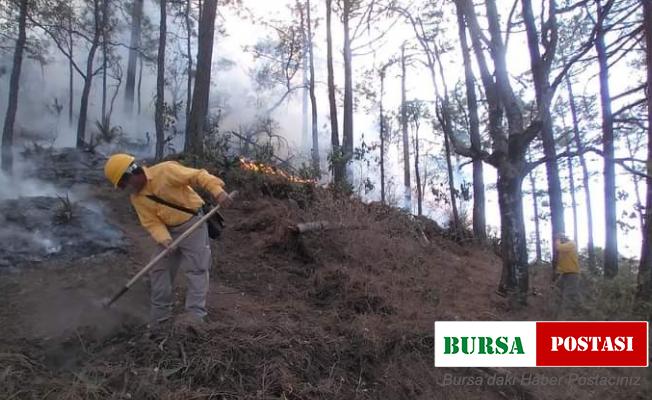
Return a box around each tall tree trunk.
[566,141,579,245]
[342,0,354,172]
[302,70,309,149]
[461,0,504,174]
[596,0,618,278]
[1,0,28,173]
[186,0,218,155]
[379,67,386,204]
[567,76,595,270]
[301,3,309,151]
[306,0,319,172]
[637,0,652,300]
[137,53,143,115]
[101,0,109,121]
[432,46,461,230]
[125,0,143,112]
[185,0,193,129]
[107,66,122,120]
[326,0,343,184]
[560,110,579,245]
[521,0,565,273]
[528,163,542,263]
[76,0,102,148]
[463,0,530,300]
[77,77,94,146]
[443,124,459,228]
[539,78,565,266]
[456,6,486,240]
[414,125,422,216]
[400,43,411,210]
[68,13,74,125]
[155,0,167,159]
[470,137,485,237]
[497,167,529,303]
[624,132,645,232]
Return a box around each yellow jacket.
[130,161,225,244]
[556,241,580,274]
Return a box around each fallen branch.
[416,226,430,245]
[289,221,365,234]
[290,221,332,234]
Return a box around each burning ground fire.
[238,157,317,184]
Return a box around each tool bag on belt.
[146,194,224,239]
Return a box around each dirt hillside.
[0,150,648,400]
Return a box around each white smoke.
[0,167,60,200]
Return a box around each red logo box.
[536,321,648,367]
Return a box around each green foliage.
[326,146,352,194]
[249,21,303,92]
[93,118,123,145]
[570,248,652,318]
[253,142,276,164]
[171,112,233,172]
[329,180,354,196]
[404,100,431,129]
[297,162,320,181]
[352,138,376,165]
[578,263,652,321]
[234,116,287,160]
[459,180,472,202]
[195,113,232,170]
[430,181,450,206]
[350,136,379,196]
[53,193,74,225]
[326,146,353,194]
[327,146,346,172]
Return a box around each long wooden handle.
[105,191,237,308]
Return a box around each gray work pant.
[149,215,211,322]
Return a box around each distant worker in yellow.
[553,232,580,318]
[104,154,233,326]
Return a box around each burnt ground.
[0,196,125,268]
[0,154,650,399]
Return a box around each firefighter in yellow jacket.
[104,153,233,325]
[553,232,580,317]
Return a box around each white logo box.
[434,321,537,367]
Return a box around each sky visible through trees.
[0,0,648,287]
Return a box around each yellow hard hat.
[104,153,135,187]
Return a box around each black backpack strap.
[146,194,198,216]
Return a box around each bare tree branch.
[526,146,650,178]
[264,84,306,115]
[612,83,646,101]
[557,0,591,14]
[504,0,520,49]
[25,8,91,78]
[613,98,647,118]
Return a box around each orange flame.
[239,157,316,184]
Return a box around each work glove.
[215,191,234,208]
